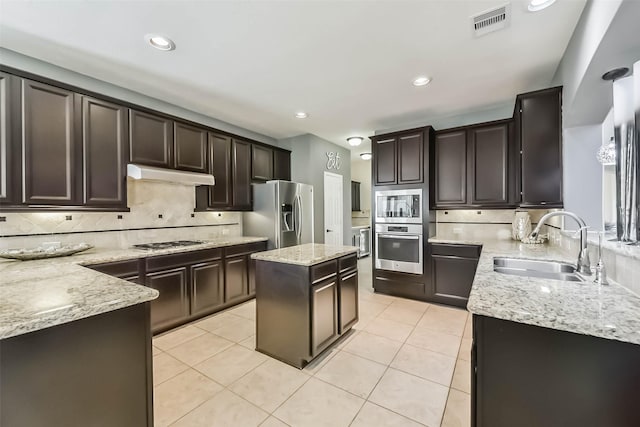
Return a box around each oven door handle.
[377,234,421,240]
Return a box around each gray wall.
[0,48,277,145]
[563,125,603,231]
[278,134,352,245]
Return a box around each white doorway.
[324,171,343,245]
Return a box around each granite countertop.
[0,236,268,340]
[252,243,358,266]
[431,236,640,346]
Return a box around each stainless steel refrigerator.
[243,181,314,249]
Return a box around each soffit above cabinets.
[0,0,585,149]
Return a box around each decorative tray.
[0,243,94,260]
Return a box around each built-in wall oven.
[375,189,422,224]
[374,223,423,275]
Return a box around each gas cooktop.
[132,240,204,250]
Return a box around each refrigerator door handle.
[295,194,303,240]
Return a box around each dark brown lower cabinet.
[225,255,249,303]
[146,267,189,332]
[473,315,640,427]
[311,277,339,356]
[255,253,358,369]
[191,260,224,316]
[0,303,153,427]
[430,244,481,308]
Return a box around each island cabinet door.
[225,254,249,303]
[338,269,358,333]
[311,277,339,356]
[190,260,224,317]
[146,267,189,333]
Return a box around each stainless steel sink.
[493,257,586,282]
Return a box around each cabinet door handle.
[341,272,357,281]
[314,282,335,293]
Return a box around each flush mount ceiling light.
[295,112,308,119]
[145,34,175,51]
[360,153,372,161]
[347,136,364,147]
[602,67,630,81]
[528,0,556,12]
[412,76,431,87]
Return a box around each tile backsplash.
[435,209,553,240]
[0,180,242,250]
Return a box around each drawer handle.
[341,272,357,281]
[313,272,337,284]
[314,282,335,292]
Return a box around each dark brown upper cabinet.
[232,139,252,210]
[468,123,510,206]
[207,132,233,208]
[22,79,82,205]
[174,121,207,173]
[251,144,273,181]
[517,87,563,208]
[373,136,397,185]
[0,72,20,205]
[129,109,173,168]
[273,149,291,181]
[434,121,514,209]
[434,130,467,206]
[398,132,424,184]
[81,96,129,208]
[372,128,429,187]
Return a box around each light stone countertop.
[251,243,358,266]
[430,236,640,346]
[0,236,268,340]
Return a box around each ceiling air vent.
[471,3,511,37]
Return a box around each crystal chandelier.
[597,137,616,165]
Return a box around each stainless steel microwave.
[374,189,422,224]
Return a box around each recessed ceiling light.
[347,136,364,147]
[295,112,308,119]
[528,0,556,12]
[360,153,372,161]
[145,34,175,51]
[412,76,431,87]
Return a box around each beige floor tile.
[315,351,386,398]
[195,312,243,332]
[336,329,359,349]
[260,416,290,427]
[228,300,257,320]
[274,378,364,427]
[441,389,471,427]
[378,304,425,326]
[406,328,462,357]
[359,291,396,306]
[457,338,472,361]
[229,358,309,412]
[391,344,456,387]
[389,297,430,312]
[153,325,206,351]
[416,306,467,336]
[194,344,267,386]
[350,402,424,427]
[153,369,222,427]
[342,331,403,365]
[166,333,234,366]
[153,352,189,385]
[451,359,471,393]
[359,300,389,318]
[463,316,473,338]
[211,316,256,343]
[171,389,268,427]
[369,368,448,427]
[153,346,163,356]
[352,313,376,331]
[364,317,414,342]
[239,334,256,350]
[302,347,339,375]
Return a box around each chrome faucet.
[529,211,592,276]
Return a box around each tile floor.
[152,257,472,427]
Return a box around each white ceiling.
[0,0,586,155]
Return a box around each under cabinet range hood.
[127,164,215,186]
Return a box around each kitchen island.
[432,237,640,427]
[252,243,359,368]
[0,236,267,427]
